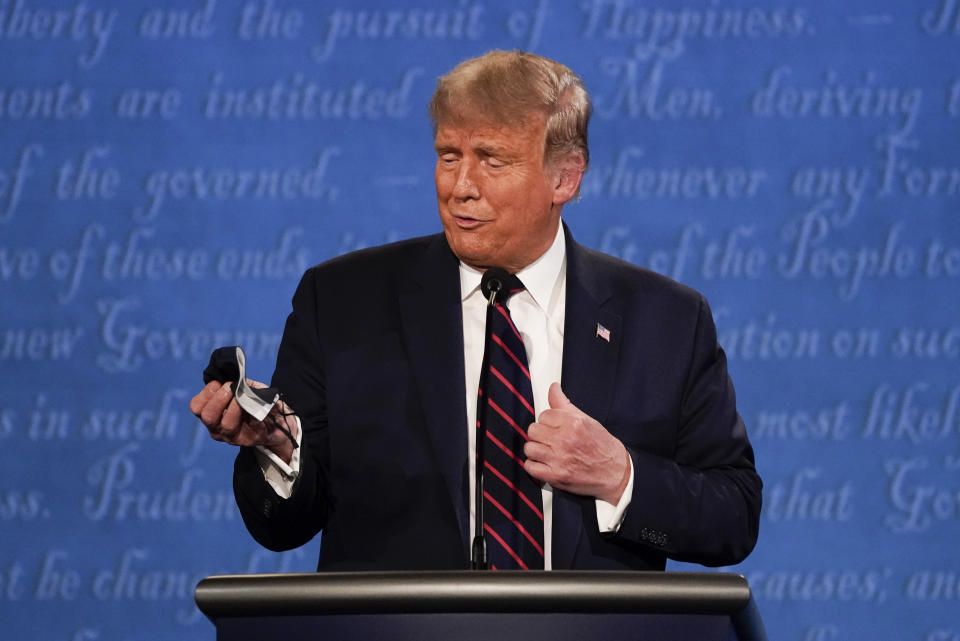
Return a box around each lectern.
[196,571,766,641]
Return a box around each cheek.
[484,182,519,212]
[435,165,459,195]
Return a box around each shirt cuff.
[595,455,635,533]
[254,416,302,499]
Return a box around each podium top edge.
[195,570,751,618]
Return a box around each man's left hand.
[524,382,631,504]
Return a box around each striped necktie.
[477,274,544,570]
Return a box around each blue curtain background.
[1,1,958,639]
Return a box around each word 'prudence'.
[83,443,237,522]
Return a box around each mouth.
[453,215,485,229]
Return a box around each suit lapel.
[398,235,471,553]
[560,231,622,426]
[553,228,623,569]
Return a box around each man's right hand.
[189,380,298,463]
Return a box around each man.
[190,51,761,571]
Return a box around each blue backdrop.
[1,1,959,640]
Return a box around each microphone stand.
[471,269,507,570]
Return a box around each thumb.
[548,382,573,409]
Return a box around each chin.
[445,236,490,268]
[453,250,492,271]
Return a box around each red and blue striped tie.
[477,275,544,570]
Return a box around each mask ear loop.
[264,392,299,449]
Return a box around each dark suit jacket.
[233,228,762,571]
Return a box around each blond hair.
[429,50,591,168]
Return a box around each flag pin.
[596,323,611,342]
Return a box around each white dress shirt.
[255,221,634,568]
[460,222,632,569]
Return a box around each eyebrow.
[433,141,518,160]
[475,144,508,157]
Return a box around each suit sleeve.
[233,268,332,551]
[613,295,762,567]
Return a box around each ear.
[550,152,586,206]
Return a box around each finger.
[231,431,258,448]
[547,382,572,409]
[523,441,552,463]
[524,458,554,484]
[526,421,554,443]
[199,382,234,427]
[189,381,222,416]
[218,399,245,439]
[535,408,569,428]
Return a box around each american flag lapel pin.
[596,323,611,342]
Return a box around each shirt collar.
[459,222,566,311]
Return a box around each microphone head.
[480,267,510,302]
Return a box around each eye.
[438,153,459,165]
[485,156,507,169]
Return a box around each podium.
[196,571,766,641]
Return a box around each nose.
[452,159,480,200]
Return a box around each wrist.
[600,445,631,504]
[265,407,298,464]
[267,437,294,464]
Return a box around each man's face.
[434,114,568,273]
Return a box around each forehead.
[434,114,546,153]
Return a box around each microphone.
[472,267,511,570]
[480,267,510,306]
